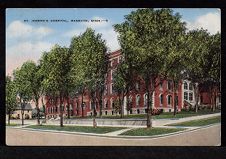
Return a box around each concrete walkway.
[154,113,220,126]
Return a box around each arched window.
[184,82,188,90]
[189,83,193,90]
[167,95,172,105]
[136,95,140,106]
[160,94,163,105]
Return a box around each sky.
[6,8,221,76]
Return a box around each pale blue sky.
[6,8,221,75]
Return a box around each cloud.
[6,41,54,75]
[99,28,120,51]
[7,20,54,39]
[64,16,120,51]
[185,12,221,34]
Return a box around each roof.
[16,103,33,110]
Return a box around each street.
[6,124,221,146]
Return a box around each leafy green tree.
[207,33,221,111]
[13,62,33,125]
[184,29,213,112]
[113,60,135,118]
[114,8,187,128]
[6,76,17,125]
[70,28,107,127]
[40,45,71,127]
[25,62,43,125]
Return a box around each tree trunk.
[194,83,199,113]
[60,96,63,127]
[120,97,123,118]
[81,89,84,118]
[21,98,24,126]
[67,97,70,119]
[146,76,152,128]
[41,96,46,120]
[21,109,24,126]
[35,99,40,125]
[8,110,11,125]
[173,80,177,116]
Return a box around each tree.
[184,29,213,112]
[114,8,187,128]
[6,76,17,125]
[70,28,107,127]
[40,45,71,127]
[204,33,221,111]
[13,62,33,125]
[113,60,135,118]
[27,62,43,125]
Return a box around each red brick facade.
[45,50,219,118]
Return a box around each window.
[144,94,148,106]
[184,82,188,90]
[189,83,193,90]
[167,95,172,105]
[160,94,163,105]
[104,85,108,95]
[189,92,193,101]
[136,95,140,106]
[105,111,107,115]
[167,80,172,90]
[184,92,188,100]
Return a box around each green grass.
[167,116,221,127]
[6,123,20,126]
[120,127,186,136]
[26,125,127,134]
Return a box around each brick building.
[45,50,219,119]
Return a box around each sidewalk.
[154,113,221,126]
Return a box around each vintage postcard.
[5,8,221,146]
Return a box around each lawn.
[26,125,127,134]
[166,116,221,126]
[120,127,186,136]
